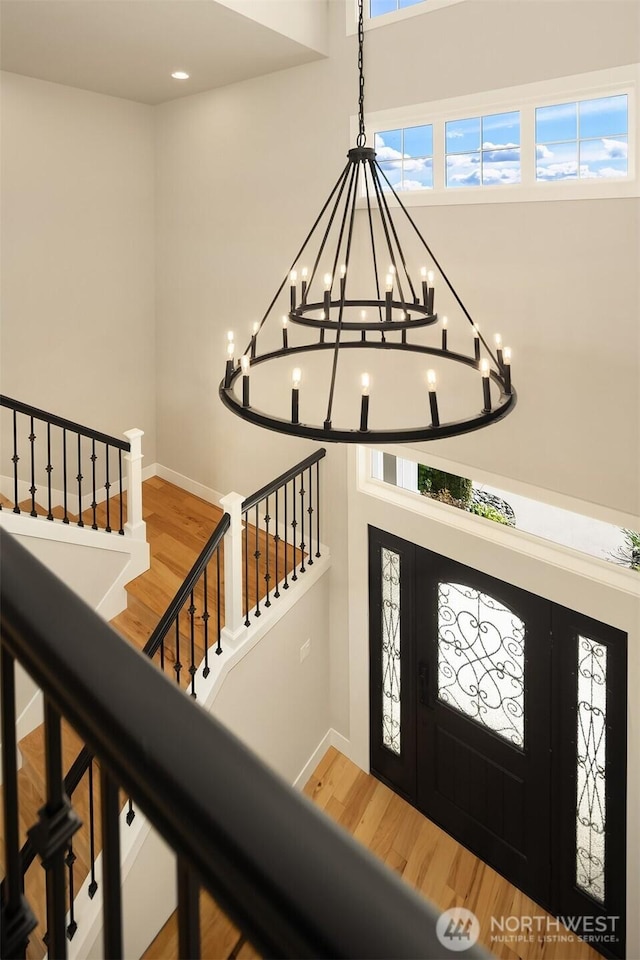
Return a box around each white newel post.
[219,491,245,645]
[123,428,146,540]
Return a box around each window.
[356,66,637,206]
[446,111,520,188]
[536,94,628,181]
[370,0,425,17]
[375,125,433,191]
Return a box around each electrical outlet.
[300,638,311,662]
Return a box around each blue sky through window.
[446,111,521,187]
[375,124,433,191]
[536,95,628,181]
[370,0,425,16]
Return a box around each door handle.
[418,661,428,705]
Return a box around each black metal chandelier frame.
[219,2,516,444]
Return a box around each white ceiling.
[0,0,327,105]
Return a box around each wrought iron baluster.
[283,480,289,589]
[202,566,210,676]
[90,439,98,530]
[76,433,84,527]
[87,760,98,898]
[46,423,53,520]
[264,495,271,607]
[291,475,298,581]
[126,799,135,826]
[188,589,197,699]
[160,637,165,672]
[254,504,261,617]
[177,858,201,960]
[174,615,182,686]
[315,460,321,557]
[299,475,306,573]
[62,428,69,523]
[65,842,77,939]
[118,448,124,534]
[274,488,280,599]
[243,509,250,626]
[27,700,81,960]
[1,645,37,959]
[11,409,20,513]
[105,443,111,533]
[216,547,222,656]
[29,416,37,516]
[100,767,123,960]
[307,465,313,565]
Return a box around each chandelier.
[219,0,516,444]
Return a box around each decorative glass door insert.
[576,635,607,903]
[381,548,401,755]
[437,581,525,748]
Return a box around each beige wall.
[0,72,157,460]
[154,0,639,516]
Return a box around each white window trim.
[346,0,466,36]
[351,64,639,206]
[356,446,640,599]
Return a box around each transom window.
[370,0,425,17]
[446,111,521,188]
[374,125,433,191]
[536,94,628,181]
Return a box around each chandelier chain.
[357,0,366,147]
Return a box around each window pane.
[402,158,433,190]
[378,160,402,192]
[446,117,481,154]
[399,0,425,7]
[437,582,525,748]
[370,0,397,17]
[375,128,402,156]
[576,636,607,904]
[579,94,628,140]
[482,110,521,147]
[536,140,578,181]
[483,147,521,185]
[580,136,628,179]
[404,123,433,158]
[446,152,481,188]
[536,102,577,144]
[382,548,401,755]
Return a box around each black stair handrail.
[145,511,230,659]
[0,395,131,452]
[1,530,488,959]
[241,447,326,513]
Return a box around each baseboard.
[293,727,353,791]
[154,464,223,507]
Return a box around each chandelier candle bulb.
[251,321,259,359]
[359,373,370,431]
[503,346,512,394]
[442,316,448,351]
[385,273,393,322]
[473,324,481,361]
[323,273,332,318]
[421,266,428,305]
[240,355,250,407]
[427,370,440,427]
[282,315,289,349]
[481,358,492,412]
[225,340,235,387]
[291,368,301,424]
[495,333,503,366]
[290,271,298,312]
[340,264,347,298]
[427,271,435,315]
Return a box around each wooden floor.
[144,747,601,960]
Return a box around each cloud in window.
[446,129,465,139]
[536,144,553,159]
[602,138,627,159]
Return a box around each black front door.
[369,526,626,959]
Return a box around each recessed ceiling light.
[171,71,190,80]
